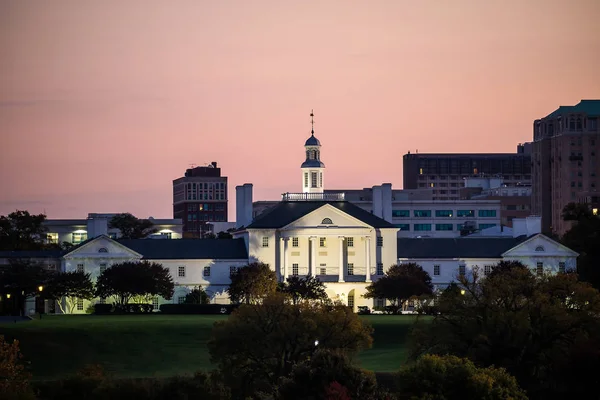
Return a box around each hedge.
[159,303,240,314]
[93,303,113,314]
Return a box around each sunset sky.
[1,0,599,220]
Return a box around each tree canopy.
[45,271,95,314]
[95,261,174,305]
[363,263,433,309]
[184,286,210,304]
[410,263,600,399]
[227,262,278,304]
[108,213,157,239]
[0,260,50,315]
[278,275,328,305]
[0,210,48,251]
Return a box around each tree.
[560,202,600,289]
[108,213,157,239]
[0,336,35,399]
[0,259,49,316]
[363,263,433,311]
[0,210,48,251]
[95,261,174,306]
[217,231,233,239]
[208,293,373,398]
[486,260,529,278]
[410,264,600,399]
[396,354,527,400]
[278,275,328,305]
[227,262,277,304]
[45,271,95,314]
[184,286,210,304]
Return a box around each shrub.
[113,303,153,314]
[159,303,239,314]
[0,336,35,400]
[93,303,113,315]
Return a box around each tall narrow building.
[532,100,600,235]
[301,110,325,193]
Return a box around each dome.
[301,159,325,168]
[305,133,321,146]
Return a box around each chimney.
[211,161,217,168]
[236,183,253,228]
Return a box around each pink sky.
[1,0,599,220]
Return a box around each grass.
[0,314,428,380]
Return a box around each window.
[392,210,410,218]
[435,210,453,217]
[178,296,186,304]
[375,298,384,308]
[76,264,84,273]
[535,246,545,252]
[292,237,299,247]
[395,224,410,230]
[262,237,269,247]
[459,265,466,276]
[348,294,354,308]
[99,298,105,304]
[98,248,108,253]
[457,210,474,217]
[434,265,440,276]
[484,265,492,276]
[347,237,353,247]
[292,263,299,276]
[347,263,354,275]
[559,262,566,273]
[435,224,453,231]
[203,266,211,277]
[536,262,544,276]
[47,233,58,244]
[478,210,497,217]
[304,173,309,187]
[99,263,107,274]
[319,263,327,275]
[229,266,238,277]
[376,263,384,275]
[321,218,333,224]
[414,210,432,217]
[377,237,383,247]
[178,266,186,277]
[319,237,326,247]
[72,232,87,244]
[77,298,84,311]
[152,298,159,311]
[311,172,318,188]
[414,224,432,231]
[479,224,497,230]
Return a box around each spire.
[310,109,314,136]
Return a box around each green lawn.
[0,314,428,380]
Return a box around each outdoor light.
[6,294,11,299]
[460,289,466,295]
[38,285,44,292]
[314,340,319,346]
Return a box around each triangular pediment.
[281,204,372,230]
[502,234,579,257]
[63,235,143,259]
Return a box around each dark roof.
[397,236,529,259]
[117,238,248,260]
[301,159,325,168]
[0,250,63,259]
[545,99,600,119]
[246,201,396,229]
[305,134,321,146]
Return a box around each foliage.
[93,303,113,314]
[0,259,49,316]
[209,293,373,398]
[410,264,600,399]
[278,274,328,305]
[217,231,233,239]
[45,271,95,314]
[0,336,35,400]
[0,210,49,251]
[276,349,379,400]
[228,262,278,304]
[159,303,238,314]
[184,286,210,304]
[108,213,157,239]
[486,260,529,278]
[364,263,433,310]
[560,202,600,289]
[397,354,527,400]
[95,261,174,306]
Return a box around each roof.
[0,250,64,259]
[397,236,529,259]
[305,134,321,146]
[544,99,600,119]
[246,201,396,229]
[301,160,325,168]
[117,238,248,260]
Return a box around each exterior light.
[314,340,319,346]
[38,285,44,292]
[593,208,598,216]
[460,289,466,295]
[6,294,10,299]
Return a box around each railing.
[282,192,345,202]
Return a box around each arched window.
[576,118,582,131]
[569,118,575,130]
[321,218,333,225]
[98,248,108,253]
[535,246,545,252]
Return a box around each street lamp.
[314,340,319,347]
[6,294,10,299]
[460,289,466,295]
[38,285,44,292]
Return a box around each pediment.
[63,235,142,259]
[281,204,372,230]
[502,234,579,257]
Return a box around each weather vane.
[310,109,314,134]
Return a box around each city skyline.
[2,0,600,220]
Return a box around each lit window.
[593,208,598,216]
[262,237,269,247]
[347,237,354,247]
[292,237,299,247]
[178,266,186,277]
[419,168,423,175]
[434,265,440,276]
[376,263,384,275]
[559,262,566,273]
[292,263,299,276]
[72,232,87,244]
[47,233,59,244]
[347,263,354,276]
[536,262,543,276]
[319,237,326,247]
[203,266,210,277]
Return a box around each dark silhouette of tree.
[45,271,95,314]
[0,259,49,316]
[184,286,210,304]
[487,260,529,278]
[217,231,233,239]
[0,210,49,251]
[95,261,174,306]
[363,263,433,311]
[278,275,328,305]
[227,262,277,304]
[108,213,157,239]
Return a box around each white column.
[309,237,316,276]
[338,236,345,282]
[282,237,289,281]
[365,236,371,282]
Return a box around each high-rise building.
[402,146,531,200]
[532,100,600,235]
[173,162,228,237]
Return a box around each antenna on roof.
[310,109,315,136]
